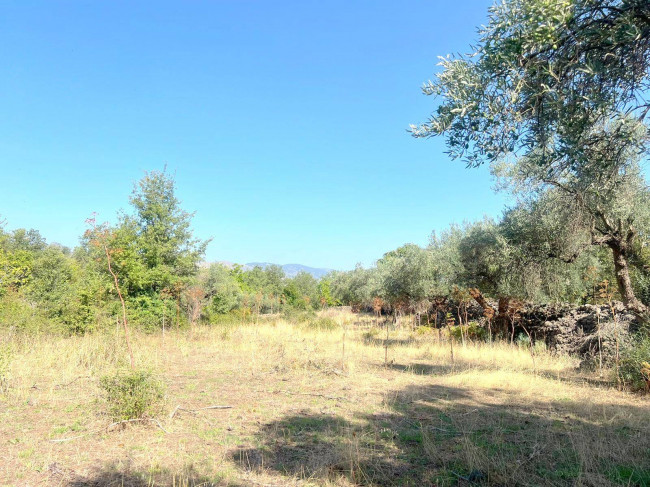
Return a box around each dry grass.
[0,309,648,486]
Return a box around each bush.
[618,335,650,392]
[99,369,166,421]
[448,321,487,342]
[0,293,54,334]
[127,296,177,332]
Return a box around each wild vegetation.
[2,0,650,485]
[2,311,650,486]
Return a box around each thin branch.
[104,245,134,369]
[169,404,233,420]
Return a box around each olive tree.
[375,244,433,314]
[412,0,650,314]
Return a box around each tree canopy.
[411,0,650,314]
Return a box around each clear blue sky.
[0,0,508,270]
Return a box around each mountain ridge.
[207,261,333,279]
[245,262,333,279]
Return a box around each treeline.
[2,171,649,336]
[327,190,650,317]
[0,171,334,335]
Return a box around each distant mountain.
[245,262,333,279]
[203,261,334,279]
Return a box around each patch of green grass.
[18,448,34,460]
[398,428,422,444]
[51,420,84,437]
[537,449,581,481]
[607,465,650,486]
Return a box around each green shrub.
[448,321,487,342]
[0,293,53,334]
[99,369,166,421]
[127,296,178,332]
[516,333,530,348]
[618,335,650,392]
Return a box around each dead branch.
[272,390,350,402]
[54,376,93,389]
[169,404,232,420]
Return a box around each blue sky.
[0,0,508,270]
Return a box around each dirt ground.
[1,310,649,486]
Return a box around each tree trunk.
[609,241,647,315]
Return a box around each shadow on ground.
[233,383,650,486]
[65,462,230,487]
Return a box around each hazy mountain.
[204,261,333,279]
[245,262,333,279]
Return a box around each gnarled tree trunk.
[609,240,647,316]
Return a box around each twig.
[461,408,479,415]
[450,471,471,482]
[273,390,350,402]
[49,433,90,443]
[190,405,233,411]
[169,405,180,420]
[54,376,92,389]
[324,368,348,377]
[450,470,479,485]
[169,404,232,420]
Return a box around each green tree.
[284,271,319,309]
[499,190,607,302]
[375,244,433,312]
[203,263,242,314]
[328,265,375,309]
[457,218,510,296]
[122,170,209,295]
[263,264,285,298]
[318,278,336,307]
[412,0,650,314]
[86,171,209,329]
[428,225,465,296]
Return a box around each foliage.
[448,321,487,342]
[618,334,650,392]
[99,369,166,421]
[375,244,433,311]
[411,0,650,313]
[328,265,374,309]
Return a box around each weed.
[448,321,486,342]
[607,465,650,486]
[618,334,650,391]
[99,368,166,421]
[0,341,12,395]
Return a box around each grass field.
[1,309,649,486]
